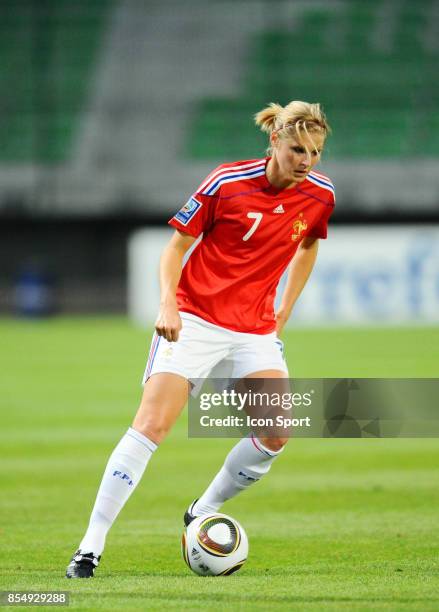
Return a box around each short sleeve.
[168,192,218,238]
[168,169,221,237]
[310,205,333,239]
[310,187,335,239]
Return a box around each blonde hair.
[254,100,331,155]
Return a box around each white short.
[142,312,288,385]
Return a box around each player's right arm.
[155,230,197,342]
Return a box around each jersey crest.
[291,213,308,241]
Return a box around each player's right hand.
[154,304,182,342]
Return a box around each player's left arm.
[275,236,319,336]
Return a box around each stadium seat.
[0,0,112,162]
[187,0,439,159]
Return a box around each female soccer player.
[66,100,335,577]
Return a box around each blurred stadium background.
[2,2,439,606]
[1,0,438,322]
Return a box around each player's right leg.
[66,313,228,577]
[66,373,188,578]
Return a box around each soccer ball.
[182,513,249,576]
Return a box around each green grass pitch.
[1,318,438,611]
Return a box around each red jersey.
[168,157,335,334]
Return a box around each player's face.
[272,132,325,183]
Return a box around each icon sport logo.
[273,204,285,213]
[174,196,202,225]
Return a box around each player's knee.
[133,390,180,444]
[260,436,289,452]
[132,405,172,444]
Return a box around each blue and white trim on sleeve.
[305,171,335,197]
[198,160,266,196]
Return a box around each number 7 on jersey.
[242,212,263,241]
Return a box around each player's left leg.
[189,369,289,519]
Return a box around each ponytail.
[254,100,331,136]
[254,103,284,134]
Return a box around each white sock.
[193,434,283,516]
[79,427,157,556]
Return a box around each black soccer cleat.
[65,549,101,578]
[184,499,199,527]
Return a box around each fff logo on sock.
[112,470,134,486]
